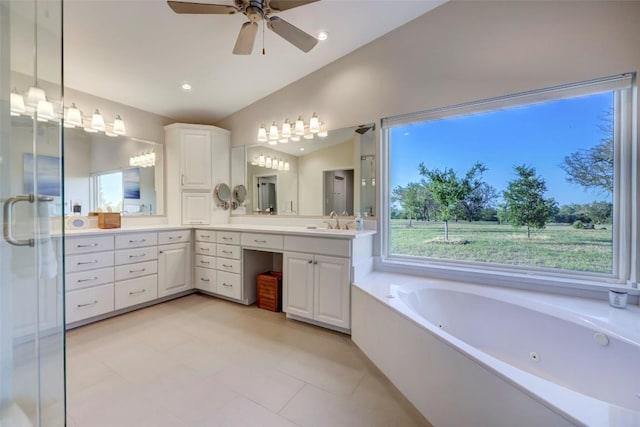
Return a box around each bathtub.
[351,272,640,427]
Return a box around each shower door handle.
[3,194,54,247]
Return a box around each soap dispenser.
[355,212,364,231]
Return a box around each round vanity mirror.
[215,183,231,210]
[233,184,247,204]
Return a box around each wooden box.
[98,212,121,229]
[257,271,282,312]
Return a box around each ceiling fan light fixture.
[257,124,268,142]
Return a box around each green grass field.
[390,220,613,273]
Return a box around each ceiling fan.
[167,0,320,55]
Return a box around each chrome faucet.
[329,211,341,230]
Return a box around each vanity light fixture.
[25,86,46,109]
[258,114,325,144]
[258,154,266,167]
[36,100,56,122]
[318,122,328,138]
[272,160,278,170]
[64,103,83,128]
[257,124,268,142]
[60,102,127,136]
[278,160,284,171]
[362,179,367,187]
[284,161,290,171]
[112,114,126,135]
[265,156,273,169]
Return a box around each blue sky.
[390,91,614,206]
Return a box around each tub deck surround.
[352,272,640,427]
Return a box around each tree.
[419,162,487,240]
[459,182,498,222]
[583,201,612,225]
[391,182,436,227]
[560,110,613,194]
[502,165,557,239]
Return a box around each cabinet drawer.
[216,257,241,274]
[284,236,350,257]
[66,267,114,291]
[216,232,240,245]
[195,242,216,256]
[66,251,114,273]
[216,271,241,300]
[158,229,191,245]
[195,266,216,293]
[115,275,158,310]
[115,232,157,249]
[65,235,114,255]
[195,229,216,243]
[195,254,216,269]
[115,246,158,265]
[241,233,283,250]
[216,244,241,259]
[115,260,158,281]
[66,284,114,324]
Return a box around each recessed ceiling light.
[317,31,329,41]
[300,148,305,152]
[181,83,192,92]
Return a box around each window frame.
[380,74,637,292]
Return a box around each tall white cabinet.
[165,123,231,226]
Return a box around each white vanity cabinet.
[283,251,350,330]
[158,230,192,298]
[65,235,115,324]
[114,232,158,310]
[165,123,231,226]
[194,229,217,293]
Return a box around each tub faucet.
[329,211,341,229]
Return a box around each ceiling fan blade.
[268,0,319,12]
[167,1,239,14]
[233,21,258,55]
[267,16,318,53]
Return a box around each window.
[91,171,123,213]
[382,74,635,287]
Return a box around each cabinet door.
[158,243,191,297]
[283,253,314,320]
[182,192,211,225]
[181,129,212,190]
[314,255,350,329]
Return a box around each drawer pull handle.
[200,278,210,282]
[169,235,183,240]
[200,247,210,251]
[308,260,313,264]
[77,243,98,248]
[77,300,98,308]
[78,276,99,283]
[222,264,233,268]
[200,235,210,239]
[313,261,318,265]
[129,268,146,273]
[129,239,146,243]
[129,289,146,296]
[222,250,233,254]
[222,237,232,240]
[254,239,267,244]
[77,260,98,265]
[222,283,232,287]
[129,253,146,258]
[200,260,210,264]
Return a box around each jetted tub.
[351,272,640,427]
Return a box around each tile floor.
[66,294,431,427]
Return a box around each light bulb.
[257,124,268,142]
[113,114,126,135]
[269,122,279,141]
[25,86,46,109]
[318,122,328,138]
[10,90,25,116]
[265,156,272,168]
[294,116,305,136]
[91,109,105,132]
[309,112,320,133]
[281,119,292,138]
[284,161,290,171]
[278,160,284,170]
[37,100,55,122]
[65,103,83,127]
[258,154,265,167]
[272,159,278,170]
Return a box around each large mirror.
[64,126,164,216]
[235,123,375,217]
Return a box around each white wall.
[217,2,640,145]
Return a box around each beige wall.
[217,1,640,147]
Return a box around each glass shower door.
[0,1,65,426]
